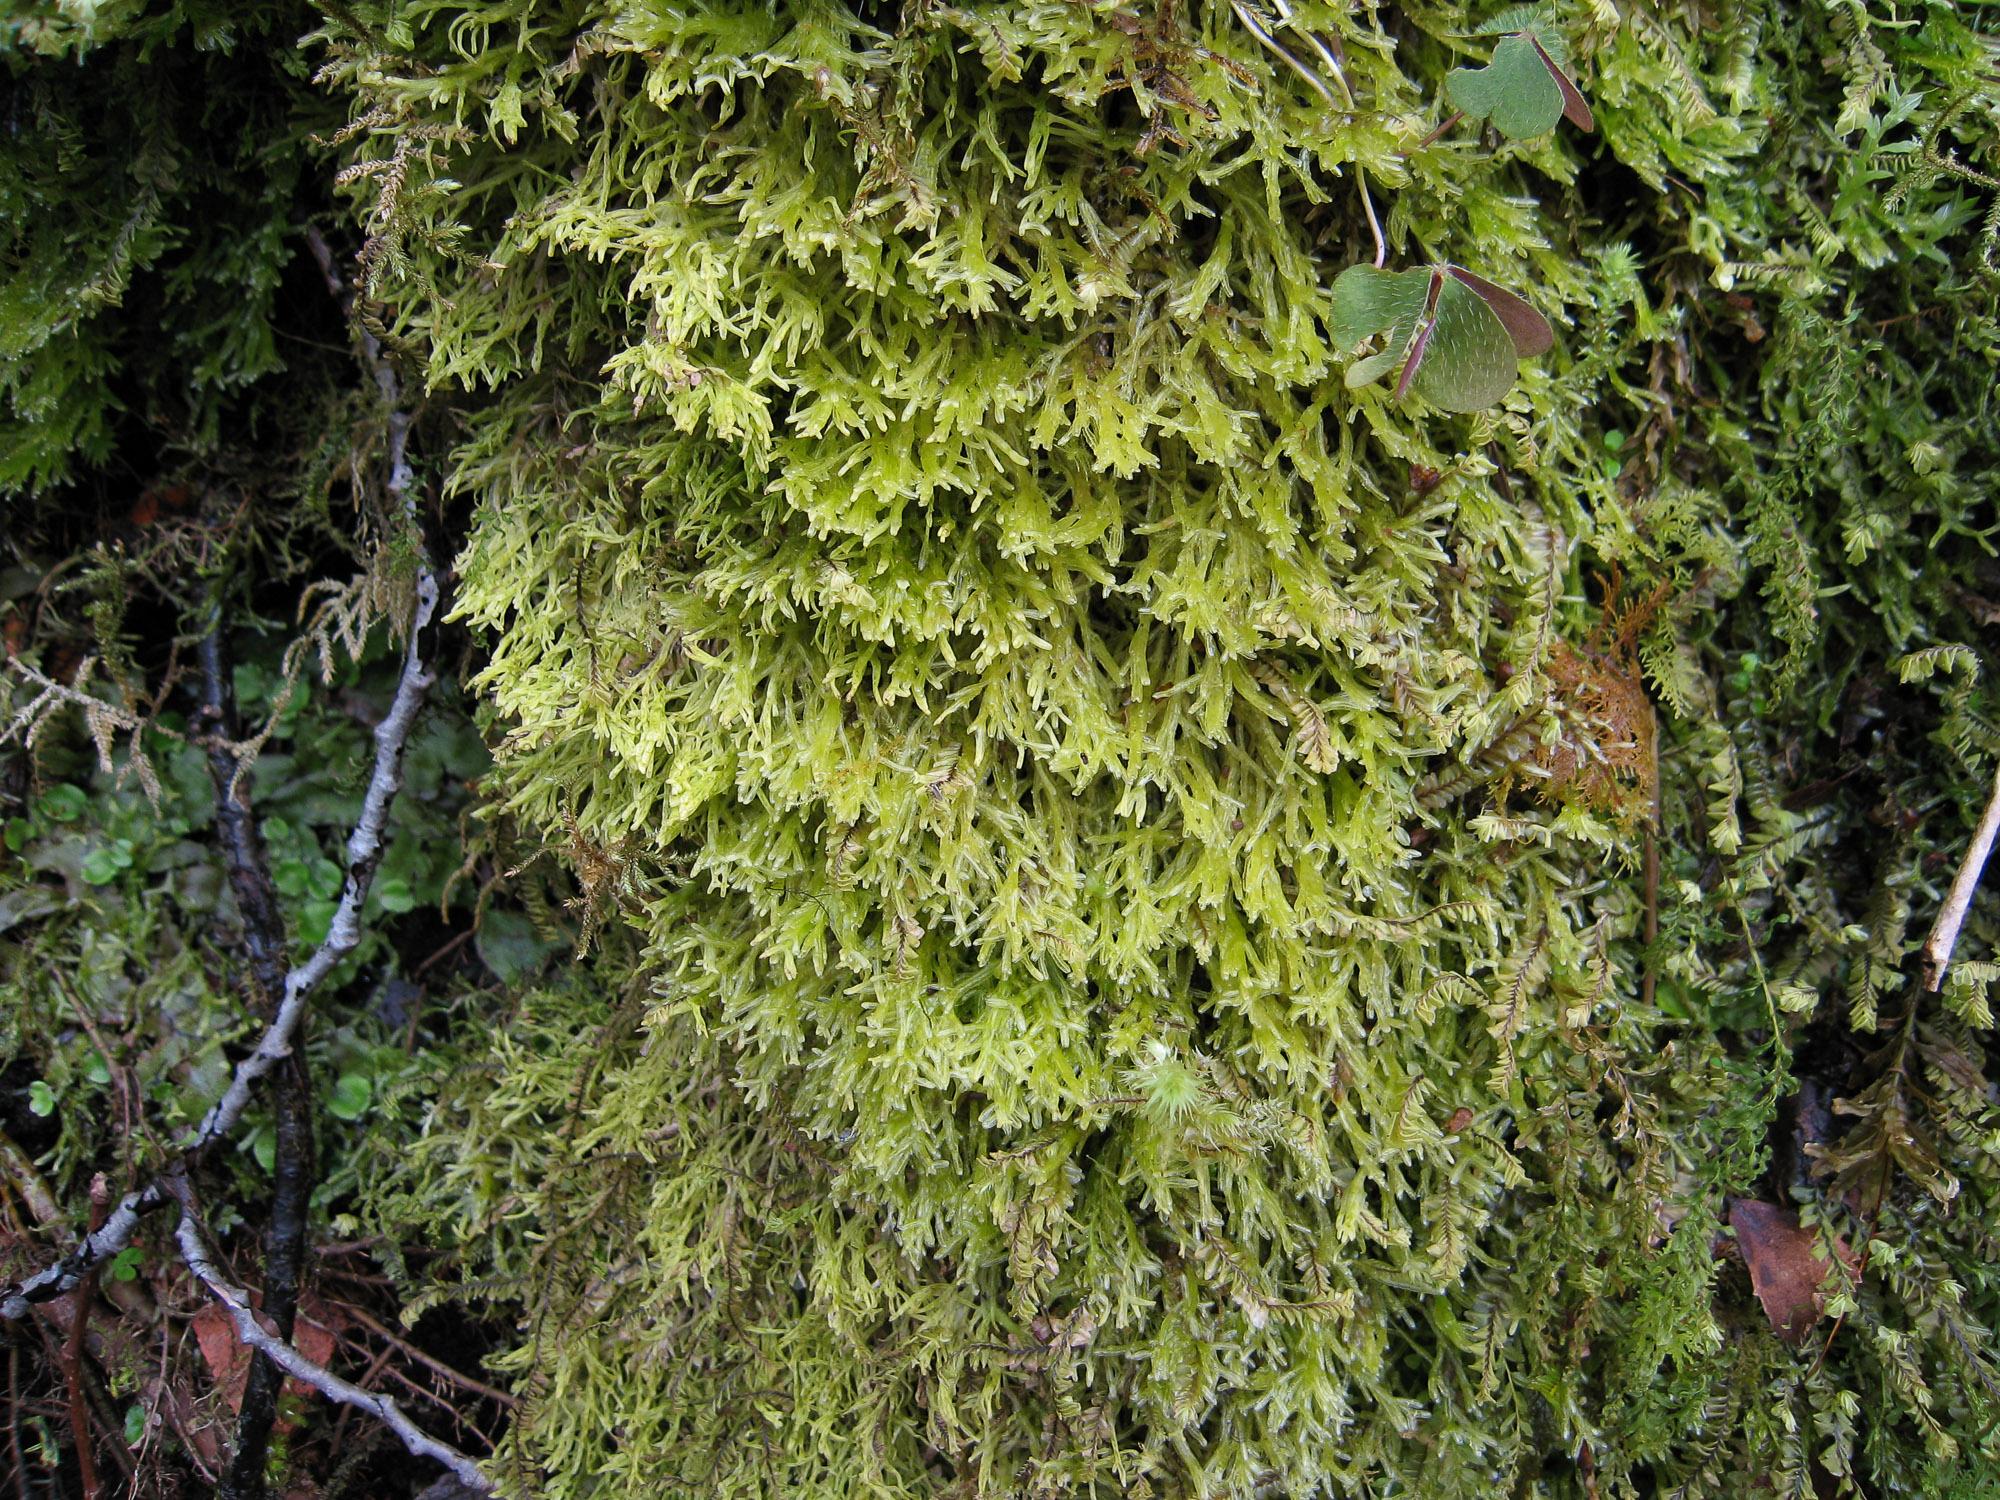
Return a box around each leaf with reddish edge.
[1395,269,1448,399]
[1527,33,1595,131]
[1446,12,1596,141]
[1395,315,1437,399]
[1446,33,1563,140]
[1330,261,1549,412]
[1330,265,1433,353]
[1414,273,1520,411]
[1446,265,1555,356]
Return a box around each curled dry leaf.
[1727,1197,1860,1345]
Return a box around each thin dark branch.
[197,628,292,1010]
[199,627,320,1500]
[223,1051,314,1500]
[170,1188,491,1495]
[7,1345,28,1500]
[337,1303,519,1410]
[62,1182,101,1500]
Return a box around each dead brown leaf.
[191,1291,345,1414]
[1727,1197,1859,1345]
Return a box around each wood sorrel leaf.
[1446,15,1594,139]
[1446,33,1564,139]
[1528,33,1595,131]
[1412,273,1521,411]
[1329,266,1433,354]
[1332,264,1547,411]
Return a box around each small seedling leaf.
[1345,347,1407,389]
[328,1072,373,1121]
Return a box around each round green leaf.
[81,847,123,885]
[308,856,345,902]
[38,785,87,824]
[327,1072,373,1121]
[372,874,418,914]
[298,897,339,947]
[476,909,560,985]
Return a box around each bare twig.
[6,1345,27,1500]
[0,1127,153,1323]
[171,1192,491,1494]
[1921,762,2000,991]
[1230,0,1340,110]
[64,1180,105,1500]
[0,1181,167,1320]
[1403,110,1466,155]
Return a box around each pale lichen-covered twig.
[169,1186,491,1494]
[1921,762,2000,991]
[0,572,435,1322]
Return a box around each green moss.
[321,0,2000,1492]
[0,2,330,495]
[11,0,2000,1492]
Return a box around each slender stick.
[1229,0,1339,111]
[1358,165,1386,268]
[171,1193,491,1494]
[0,590,434,1321]
[63,1181,103,1499]
[1404,110,1466,155]
[200,626,320,1500]
[1921,762,2000,991]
